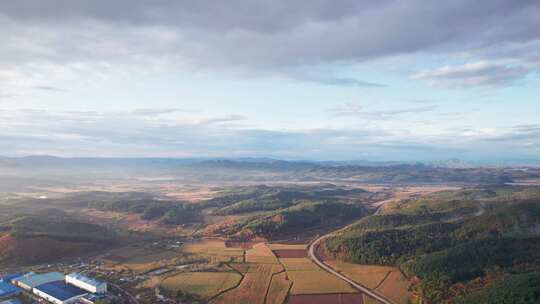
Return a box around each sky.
[0,1,539,162]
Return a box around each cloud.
[309,77,385,87]
[410,62,528,88]
[0,1,539,76]
[31,85,65,92]
[481,124,540,143]
[195,114,247,125]
[0,108,538,160]
[0,93,17,100]
[329,103,437,120]
[294,74,385,87]
[130,108,185,116]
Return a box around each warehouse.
[33,281,87,304]
[11,272,64,291]
[0,280,21,299]
[65,273,107,294]
[0,300,22,304]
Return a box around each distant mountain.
[1,156,539,187]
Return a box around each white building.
[65,273,107,294]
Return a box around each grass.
[374,271,412,304]
[266,272,292,304]
[161,271,241,300]
[326,261,393,289]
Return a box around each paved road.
[307,232,395,304]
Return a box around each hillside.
[0,211,117,266]
[196,185,373,239]
[202,184,369,215]
[89,197,200,225]
[323,186,540,303]
[229,200,368,238]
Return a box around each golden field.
[326,261,394,289]
[161,271,241,300]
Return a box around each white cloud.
[410,61,528,88]
[0,108,537,160]
[329,103,438,120]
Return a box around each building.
[80,293,107,304]
[0,280,21,299]
[0,274,22,282]
[33,281,87,304]
[0,273,22,300]
[65,273,107,294]
[11,272,64,291]
[0,299,22,304]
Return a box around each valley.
[1,160,539,303]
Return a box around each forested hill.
[323,186,540,303]
[0,209,118,266]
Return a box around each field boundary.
[263,268,287,304]
[373,270,392,290]
[207,263,246,303]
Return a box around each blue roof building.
[0,274,22,282]
[11,272,64,290]
[0,299,22,304]
[33,281,87,304]
[0,280,22,299]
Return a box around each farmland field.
[326,261,394,289]
[374,271,412,304]
[273,249,307,258]
[280,258,356,295]
[279,258,356,295]
[363,294,383,304]
[101,246,180,273]
[212,263,281,304]
[286,270,357,295]
[246,243,280,264]
[267,243,308,250]
[287,293,365,304]
[265,272,292,304]
[182,238,244,263]
[280,258,320,271]
[161,271,242,300]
